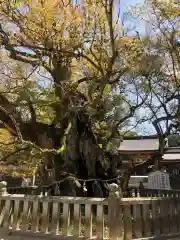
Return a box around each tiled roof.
[118,138,159,152]
[162,153,180,160]
[123,135,158,140]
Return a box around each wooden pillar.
[0,181,7,196]
[108,183,123,240]
[139,181,145,197]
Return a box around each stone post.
[0,181,7,196]
[108,183,123,240]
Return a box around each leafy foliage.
[1,0,178,192]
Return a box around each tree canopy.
[0,0,180,195]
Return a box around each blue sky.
[120,0,156,135]
[122,0,143,7]
[121,0,145,34]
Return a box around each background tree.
[126,0,180,169]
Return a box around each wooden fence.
[7,185,49,195]
[125,187,180,198]
[1,185,180,239]
[7,185,180,198]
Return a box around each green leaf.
[103,84,112,95]
[177,84,180,91]
[98,144,102,148]
[57,145,65,154]
[106,142,111,152]
[74,179,81,188]
[141,80,151,93]
[12,0,21,9]
[65,122,72,135]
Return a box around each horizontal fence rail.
[7,185,49,195]
[8,185,180,198]
[0,194,180,239]
[125,187,180,198]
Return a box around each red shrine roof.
[118,136,159,153]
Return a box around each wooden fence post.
[139,181,145,197]
[108,183,123,240]
[0,181,10,237]
[0,181,7,196]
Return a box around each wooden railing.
[7,185,49,195]
[1,192,180,239]
[124,187,180,198]
[8,185,180,199]
[7,183,64,196]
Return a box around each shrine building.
[118,135,180,189]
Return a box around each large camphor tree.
[0,0,148,196]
